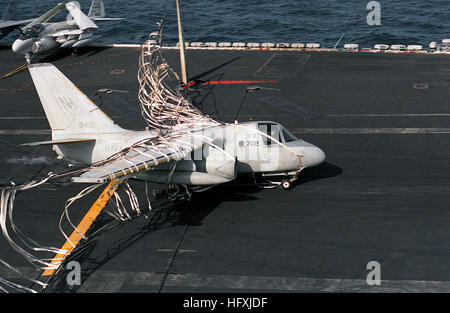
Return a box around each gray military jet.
[12,0,123,61]
[24,62,325,191]
[21,2,325,192]
[0,0,34,39]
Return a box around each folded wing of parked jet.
[0,0,34,38]
[65,1,98,31]
[0,19,32,29]
[22,2,99,33]
[21,3,66,31]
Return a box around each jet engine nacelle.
[204,157,236,180]
[31,37,58,54]
[71,35,100,48]
[136,157,237,186]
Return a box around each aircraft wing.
[0,19,34,29]
[72,133,204,183]
[50,29,83,37]
[65,2,98,31]
[22,3,66,30]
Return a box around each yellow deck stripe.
[41,180,120,277]
[2,64,28,79]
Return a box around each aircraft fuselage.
[53,122,325,186]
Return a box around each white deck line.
[3,267,448,293]
[1,42,450,54]
[1,128,449,136]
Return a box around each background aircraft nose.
[12,39,32,54]
[302,146,326,168]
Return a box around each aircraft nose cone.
[12,39,32,54]
[12,40,23,53]
[303,146,326,168]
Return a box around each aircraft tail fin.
[28,63,123,140]
[2,0,17,21]
[88,0,106,18]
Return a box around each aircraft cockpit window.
[20,24,45,39]
[258,122,282,145]
[281,127,297,142]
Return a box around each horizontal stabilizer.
[90,17,126,21]
[21,138,96,147]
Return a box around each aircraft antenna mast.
[176,0,188,85]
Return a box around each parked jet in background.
[12,0,123,61]
[0,0,34,39]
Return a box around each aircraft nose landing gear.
[281,179,292,190]
[252,166,304,190]
[280,166,304,190]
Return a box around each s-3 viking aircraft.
[25,60,325,191]
[0,0,35,39]
[23,5,325,192]
[12,0,123,61]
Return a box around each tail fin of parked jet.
[88,0,106,18]
[28,63,123,139]
[2,0,17,21]
[88,0,125,21]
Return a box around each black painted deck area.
[0,46,449,292]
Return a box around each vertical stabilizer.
[28,63,123,139]
[88,0,106,18]
[2,0,17,21]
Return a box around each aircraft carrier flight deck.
[0,45,449,292]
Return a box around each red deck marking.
[186,79,277,88]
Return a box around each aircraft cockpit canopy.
[20,24,45,39]
[257,122,298,145]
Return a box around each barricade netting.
[0,22,304,292]
[138,24,219,130]
[0,23,224,293]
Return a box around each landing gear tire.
[281,179,292,190]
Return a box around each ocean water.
[2,0,450,48]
